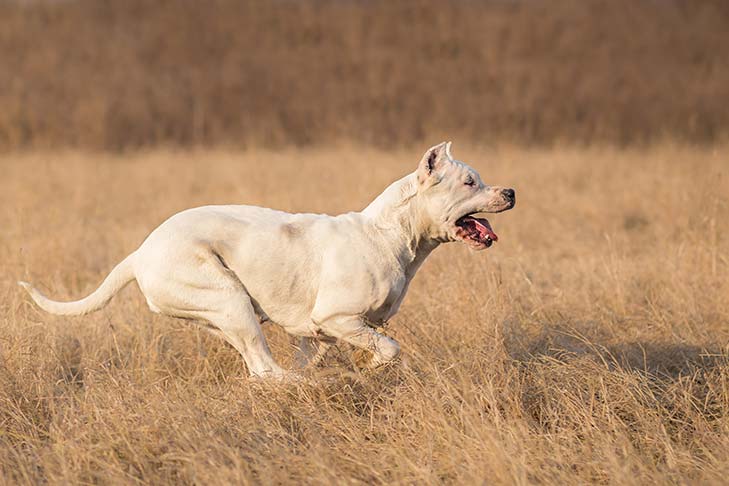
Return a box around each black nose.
[502,188,515,202]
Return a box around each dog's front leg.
[318,316,400,368]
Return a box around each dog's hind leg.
[151,288,285,378]
[203,293,286,379]
[136,245,285,379]
[295,337,332,369]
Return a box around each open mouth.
[455,214,499,249]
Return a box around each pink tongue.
[472,217,498,241]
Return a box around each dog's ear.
[417,141,452,185]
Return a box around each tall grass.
[1,145,728,483]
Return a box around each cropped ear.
[416,141,452,185]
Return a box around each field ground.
[1,145,729,484]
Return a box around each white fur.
[19,142,514,378]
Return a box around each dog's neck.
[361,173,442,267]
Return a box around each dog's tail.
[18,253,137,316]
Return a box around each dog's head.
[415,142,515,250]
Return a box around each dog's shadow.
[502,324,727,379]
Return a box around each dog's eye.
[464,176,475,187]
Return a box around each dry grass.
[2,0,729,150]
[1,144,729,484]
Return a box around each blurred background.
[2,0,729,151]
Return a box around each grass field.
[1,145,729,484]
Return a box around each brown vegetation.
[2,145,728,483]
[2,0,729,150]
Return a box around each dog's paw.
[351,349,403,370]
[250,369,311,385]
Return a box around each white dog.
[19,142,515,378]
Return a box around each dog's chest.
[363,273,408,325]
